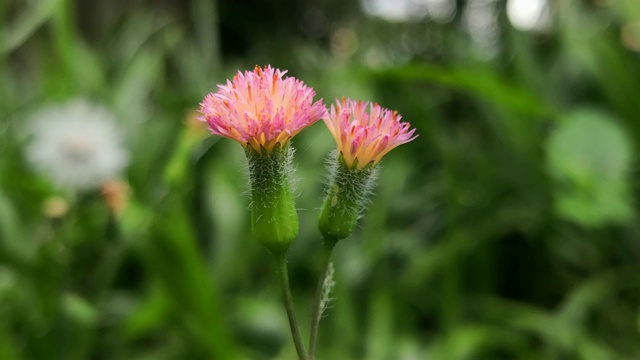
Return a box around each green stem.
[308,240,336,360]
[274,253,307,360]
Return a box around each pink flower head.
[199,65,327,153]
[323,98,418,168]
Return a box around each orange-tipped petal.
[322,98,418,168]
[200,65,328,153]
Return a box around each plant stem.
[308,240,336,360]
[274,253,307,360]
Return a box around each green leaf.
[62,292,98,327]
[135,199,238,359]
[547,109,634,227]
[0,187,35,266]
[1,0,60,55]
[365,63,553,118]
[426,324,533,360]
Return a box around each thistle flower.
[199,66,327,253]
[199,65,327,154]
[26,99,129,191]
[319,98,417,242]
[323,98,418,169]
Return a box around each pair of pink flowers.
[199,65,417,168]
[200,66,416,360]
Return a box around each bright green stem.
[308,240,336,360]
[274,253,307,360]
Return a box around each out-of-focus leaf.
[70,42,105,93]
[0,187,35,266]
[234,296,286,357]
[546,109,634,227]
[62,292,98,327]
[558,2,640,140]
[402,221,502,290]
[163,111,211,188]
[612,0,640,20]
[366,63,554,118]
[426,324,533,360]
[559,265,640,327]
[120,284,170,339]
[1,0,60,54]
[365,289,393,360]
[0,324,18,360]
[135,199,238,359]
[107,11,176,71]
[205,150,247,279]
[191,0,221,76]
[112,48,162,132]
[472,297,627,359]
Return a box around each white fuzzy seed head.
[25,99,129,190]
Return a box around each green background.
[1,0,640,358]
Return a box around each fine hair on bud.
[323,149,379,220]
[245,143,296,207]
[244,142,300,253]
[318,150,379,241]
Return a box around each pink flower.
[200,65,327,153]
[323,98,418,168]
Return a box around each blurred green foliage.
[1,0,640,359]
[547,109,633,226]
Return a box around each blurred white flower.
[507,0,551,33]
[463,0,500,58]
[361,0,456,23]
[26,99,129,190]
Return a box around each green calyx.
[245,143,299,255]
[319,153,378,244]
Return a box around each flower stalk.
[274,253,307,360]
[199,66,328,358]
[309,98,418,357]
[307,240,336,360]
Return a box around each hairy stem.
[308,240,336,360]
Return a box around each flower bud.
[246,143,299,254]
[318,154,377,243]
[199,65,327,254]
[319,99,418,243]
